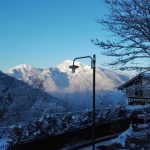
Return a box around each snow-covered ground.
[0,105,149,148]
[79,124,132,149]
[81,123,150,150]
[81,105,150,150]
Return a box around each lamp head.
[69,64,79,73]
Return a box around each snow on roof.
[118,71,150,90]
[143,71,150,77]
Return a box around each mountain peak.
[57,60,75,73]
[7,64,42,80]
[57,60,91,73]
[8,64,33,72]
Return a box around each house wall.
[121,75,150,105]
[126,78,150,98]
[142,78,150,98]
[126,84,135,97]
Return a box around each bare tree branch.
[93,0,150,70]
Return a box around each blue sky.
[0,0,111,71]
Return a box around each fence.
[13,117,131,150]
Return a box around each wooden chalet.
[118,72,150,105]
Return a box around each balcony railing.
[128,97,150,105]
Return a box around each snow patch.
[113,124,133,147]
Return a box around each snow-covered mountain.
[8,64,43,82]
[7,61,130,110]
[7,61,129,91]
[0,71,65,125]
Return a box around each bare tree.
[92,0,150,71]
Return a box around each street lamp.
[69,54,96,150]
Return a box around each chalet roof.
[143,71,150,77]
[118,72,150,90]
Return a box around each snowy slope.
[0,71,65,125]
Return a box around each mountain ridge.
[7,61,131,92]
[7,61,130,110]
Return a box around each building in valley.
[118,72,150,105]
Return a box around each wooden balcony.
[128,97,150,105]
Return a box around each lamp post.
[69,54,96,150]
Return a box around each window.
[135,80,143,98]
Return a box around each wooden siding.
[126,84,135,97]
[142,78,150,98]
[126,78,150,98]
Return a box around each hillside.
[0,71,65,125]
